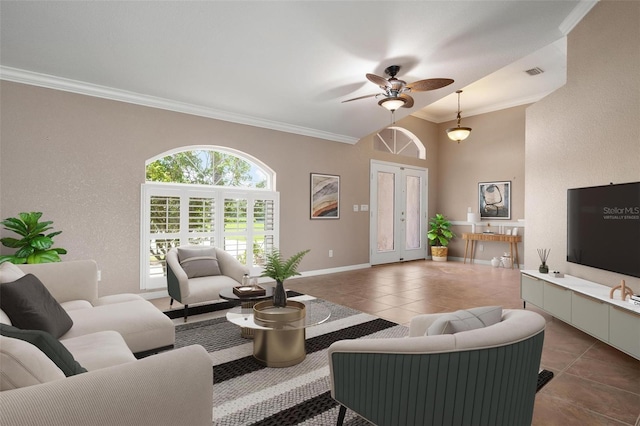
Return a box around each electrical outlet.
[329,249,333,258]
[353,204,359,212]
[97,270,102,281]
[479,244,484,251]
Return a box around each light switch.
[360,204,369,211]
[353,204,359,212]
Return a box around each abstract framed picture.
[479,181,511,220]
[310,173,340,219]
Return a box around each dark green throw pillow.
[0,324,87,376]
[0,273,73,338]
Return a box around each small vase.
[273,280,287,307]
[539,262,549,273]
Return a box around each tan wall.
[0,81,437,296]
[435,105,527,263]
[526,1,640,291]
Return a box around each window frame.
[140,146,278,291]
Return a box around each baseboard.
[294,263,371,278]
[140,289,169,300]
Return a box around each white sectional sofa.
[4,260,175,355]
[0,260,214,425]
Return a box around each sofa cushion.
[61,299,175,354]
[0,334,65,390]
[427,306,503,335]
[0,324,86,378]
[61,331,136,371]
[60,300,93,311]
[178,246,221,278]
[93,293,144,306]
[0,274,73,338]
[0,261,26,283]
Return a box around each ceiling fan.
[342,65,454,111]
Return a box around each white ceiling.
[0,1,597,143]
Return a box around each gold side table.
[226,299,330,367]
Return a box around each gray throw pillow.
[0,274,73,338]
[177,246,221,278]
[427,306,503,335]
[0,324,86,376]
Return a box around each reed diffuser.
[537,249,550,273]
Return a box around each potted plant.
[427,213,455,262]
[0,212,67,264]
[261,248,310,307]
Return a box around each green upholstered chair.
[328,309,545,426]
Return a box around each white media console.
[520,271,640,360]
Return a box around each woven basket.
[431,246,448,262]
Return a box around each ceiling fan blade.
[341,93,380,103]
[406,78,454,92]
[366,73,391,88]
[400,94,414,108]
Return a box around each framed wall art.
[310,173,340,219]
[478,181,511,220]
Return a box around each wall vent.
[525,67,545,76]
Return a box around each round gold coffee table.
[226,299,330,367]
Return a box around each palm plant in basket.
[261,248,310,307]
[427,213,455,262]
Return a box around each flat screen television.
[567,182,640,278]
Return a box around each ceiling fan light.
[378,97,406,111]
[446,126,472,142]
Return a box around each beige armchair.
[328,308,546,426]
[166,245,249,321]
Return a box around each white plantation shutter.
[188,197,216,246]
[141,183,279,290]
[252,198,276,266]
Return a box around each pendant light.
[446,90,472,143]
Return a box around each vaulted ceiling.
[0,1,596,143]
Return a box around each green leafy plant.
[427,213,455,247]
[260,248,310,283]
[0,212,67,264]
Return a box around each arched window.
[375,126,426,159]
[140,146,278,290]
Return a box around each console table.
[462,233,522,268]
[521,271,640,360]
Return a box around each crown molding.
[559,0,598,35]
[0,66,359,145]
[412,92,551,124]
[410,110,438,123]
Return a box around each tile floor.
[151,260,640,425]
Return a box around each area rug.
[173,295,553,426]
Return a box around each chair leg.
[170,298,174,308]
[183,304,188,323]
[337,405,346,426]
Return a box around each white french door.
[370,160,427,265]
